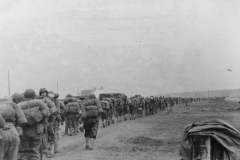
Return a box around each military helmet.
[39,88,48,95]
[12,93,24,104]
[66,94,72,98]
[24,89,36,99]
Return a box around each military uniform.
[81,94,103,150]
[18,89,49,160]
[129,98,135,119]
[0,99,27,160]
[83,118,99,139]
[39,88,60,157]
[116,97,124,122]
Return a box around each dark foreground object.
[180,119,240,160]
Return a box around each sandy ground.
[48,100,240,160]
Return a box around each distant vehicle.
[99,93,127,100]
[74,95,91,101]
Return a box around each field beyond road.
[50,100,240,160]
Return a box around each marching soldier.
[39,88,61,158]
[18,89,49,160]
[0,95,27,160]
[116,95,124,122]
[64,98,80,136]
[81,94,103,150]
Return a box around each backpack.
[68,105,78,114]
[0,103,16,122]
[23,101,43,125]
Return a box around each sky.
[0,0,240,98]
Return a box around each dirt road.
[49,101,240,160]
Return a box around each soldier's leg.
[102,111,106,128]
[0,130,7,160]
[123,107,127,121]
[49,124,59,156]
[18,128,31,160]
[64,115,68,135]
[5,129,20,160]
[118,109,122,122]
[54,125,60,153]
[67,116,74,136]
[89,119,99,149]
[167,104,170,114]
[29,132,43,160]
[73,117,78,135]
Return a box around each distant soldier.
[100,99,110,127]
[128,97,134,120]
[145,97,150,116]
[185,98,189,107]
[116,95,124,122]
[149,96,155,115]
[64,98,80,135]
[165,97,171,114]
[154,97,159,113]
[122,96,129,121]
[133,97,138,119]
[81,94,103,150]
[110,96,117,124]
[159,96,164,111]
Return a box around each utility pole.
[8,71,10,97]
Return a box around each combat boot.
[74,126,78,135]
[68,127,73,136]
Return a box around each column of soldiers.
[0,89,210,160]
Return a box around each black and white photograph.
[1,0,240,160]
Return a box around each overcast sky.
[0,0,240,98]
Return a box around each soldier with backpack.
[64,98,80,136]
[109,96,117,124]
[149,96,155,115]
[116,95,124,122]
[0,96,27,160]
[145,97,150,116]
[81,94,103,150]
[129,97,135,120]
[18,89,49,160]
[39,88,61,158]
[101,98,111,127]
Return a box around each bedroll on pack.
[83,99,103,113]
[81,105,98,119]
[41,98,58,114]
[0,115,6,128]
[0,99,27,126]
[87,110,98,118]
[65,102,79,114]
[100,101,110,110]
[12,103,28,126]
[110,98,117,107]
[19,99,49,125]
[81,99,103,120]
[86,105,98,110]
[85,105,98,118]
[0,103,16,122]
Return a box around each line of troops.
[0,87,213,160]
